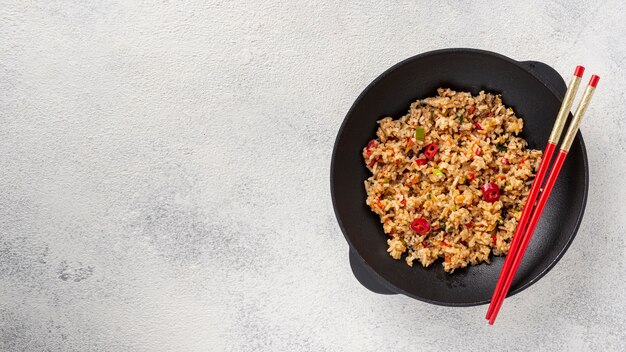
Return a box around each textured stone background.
[1,1,625,351]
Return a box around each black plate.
[330,48,588,306]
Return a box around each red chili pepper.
[401,198,407,205]
[482,182,501,202]
[441,241,449,247]
[465,221,474,228]
[468,172,475,181]
[474,122,483,130]
[422,241,429,248]
[417,205,424,212]
[410,218,430,235]
[368,159,376,168]
[501,158,509,165]
[475,147,482,156]
[423,143,439,159]
[468,105,476,114]
[492,234,497,244]
[415,158,427,166]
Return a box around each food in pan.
[363,88,542,272]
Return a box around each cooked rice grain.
[363,88,541,273]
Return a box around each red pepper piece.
[410,218,430,235]
[482,182,501,202]
[423,143,439,159]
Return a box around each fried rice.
[363,88,542,272]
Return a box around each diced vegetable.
[457,114,464,123]
[415,158,427,166]
[496,144,507,152]
[433,168,444,176]
[468,172,475,181]
[405,137,414,153]
[481,182,501,202]
[410,218,430,235]
[415,127,425,141]
[468,105,476,114]
[475,147,482,156]
[423,143,439,159]
[474,122,483,130]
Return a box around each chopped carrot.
[405,137,414,154]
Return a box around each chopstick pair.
[485,66,600,325]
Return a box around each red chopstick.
[487,74,600,324]
[485,66,585,320]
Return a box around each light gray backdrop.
[1,1,625,351]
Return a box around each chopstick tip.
[589,74,600,87]
[574,66,585,77]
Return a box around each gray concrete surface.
[1,1,625,351]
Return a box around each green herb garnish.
[496,144,507,152]
[426,194,432,200]
[457,114,464,123]
[433,168,444,176]
[387,196,394,201]
[415,127,425,141]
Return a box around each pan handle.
[349,250,396,295]
[520,61,567,97]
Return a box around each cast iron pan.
[330,48,588,306]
